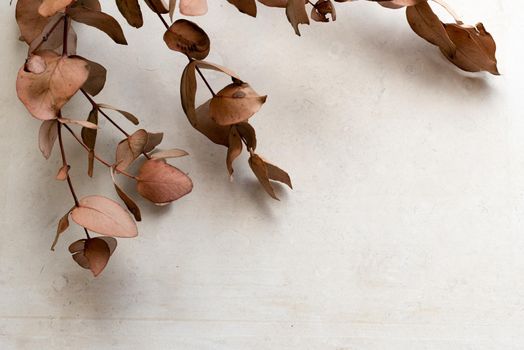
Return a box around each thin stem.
[80,89,130,137]
[195,63,216,96]
[57,119,90,239]
[30,15,64,55]
[430,0,463,24]
[62,124,138,180]
[57,121,79,206]
[146,0,216,96]
[62,14,69,56]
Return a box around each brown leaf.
[38,119,58,159]
[81,108,98,151]
[286,0,309,36]
[69,238,90,269]
[144,132,164,153]
[16,0,52,44]
[248,153,279,200]
[163,19,210,60]
[180,60,239,129]
[194,100,231,146]
[179,0,208,16]
[116,0,144,28]
[27,15,70,54]
[66,6,128,45]
[226,126,243,177]
[209,82,267,126]
[151,149,189,159]
[99,236,118,255]
[97,104,139,125]
[16,51,90,120]
[145,0,170,13]
[51,210,72,251]
[266,161,292,188]
[228,0,257,17]
[115,129,148,171]
[110,166,142,221]
[137,159,193,205]
[71,195,138,238]
[84,238,111,276]
[81,108,98,177]
[56,165,70,181]
[442,23,499,75]
[236,122,257,151]
[406,1,456,58]
[38,0,74,17]
[74,57,107,96]
[58,117,98,129]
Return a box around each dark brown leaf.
[66,6,128,45]
[163,19,210,60]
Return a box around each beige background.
[1,1,522,349]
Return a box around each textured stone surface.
[0,1,521,349]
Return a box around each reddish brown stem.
[80,89,130,136]
[57,119,90,239]
[80,89,152,160]
[62,124,138,180]
[146,0,216,96]
[62,15,69,56]
[30,15,64,55]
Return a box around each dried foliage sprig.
[228,0,499,75]
[15,0,195,276]
[13,0,497,277]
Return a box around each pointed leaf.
[38,119,58,159]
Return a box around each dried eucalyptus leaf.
[116,0,143,28]
[286,0,309,36]
[51,210,72,251]
[136,159,193,205]
[97,103,139,125]
[442,22,499,75]
[72,56,107,97]
[71,195,138,238]
[144,132,164,153]
[228,0,257,17]
[110,166,142,221]
[16,51,90,120]
[406,2,456,58]
[66,6,128,45]
[209,82,267,126]
[151,149,189,159]
[146,0,169,14]
[16,0,52,44]
[115,129,148,171]
[38,119,58,159]
[236,122,257,151]
[56,164,70,181]
[84,238,111,276]
[164,19,210,60]
[248,153,279,200]
[58,117,98,129]
[226,126,243,177]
